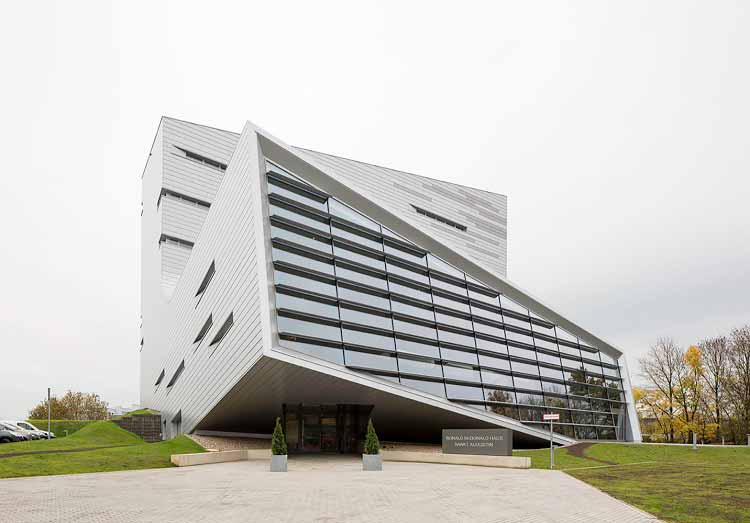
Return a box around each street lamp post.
[47,388,51,440]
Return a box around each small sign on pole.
[543,414,560,469]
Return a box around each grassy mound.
[0,421,142,456]
[27,420,94,438]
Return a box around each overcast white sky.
[1,1,748,419]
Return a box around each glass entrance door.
[283,404,373,453]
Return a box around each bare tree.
[700,336,730,441]
[727,326,750,441]
[639,337,685,442]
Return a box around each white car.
[15,421,54,439]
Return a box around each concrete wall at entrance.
[381,450,531,469]
[171,449,271,467]
[172,449,529,469]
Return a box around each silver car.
[0,422,30,441]
[15,421,54,439]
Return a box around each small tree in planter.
[270,417,288,472]
[362,418,382,471]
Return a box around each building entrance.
[283,404,373,454]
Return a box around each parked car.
[15,421,54,439]
[0,422,29,441]
[1,426,26,443]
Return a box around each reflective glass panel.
[397,356,443,378]
[335,264,387,290]
[388,280,432,303]
[275,269,336,296]
[337,285,390,310]
[472,320,505,339]
[515,391,544,406]
[438,329,476,347]
[384,242,427,266]
[401,378,446,397]
[395,337,440,359]
[345,349,398,372]
[432,292,470,313]
[435,311,473,331]
[470,302,502,321]
[328,199,380,231]
[427,254,465,279]
[332,224,383,251]
[487,402,519,418]
[475,335,508,354]
[270,204,330,233]
[385,260,429,285]
[271,225,332,255]
[468,288,499,306]
[511,360,540,376]
[273,248,334,275]
[390,298,435,321]
[340,307,393,330]
[276,292,339,320]
[280,339,344,365]
[430,275,468,296]
[478,353,511,371]
[445,383,484,401]
[481,370,514,387]
[268,181,328,212]
[342,328,395,350]
[440,347,479,365]
[392,319,438,340]
[538,366,565,380]
[277,316,342,342]
[443,364,481,383]
[333,243,385,271]
[536,351,562,366]
[513,376,543,391]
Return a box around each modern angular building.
[140,117,641,449]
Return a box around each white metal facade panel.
[140,123,267,435]
[159,241,192,297]
[291,147,508,278]
[160,195,209,243]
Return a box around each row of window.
[265,203,617,366]
[411,204,468,232]
[265,160,625,439]
[272,265,620,380]
[176,146,227,171]
[279,333,623,404]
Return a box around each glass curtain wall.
[265,160,625,440]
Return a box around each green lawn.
[516,443,750,523]
[27,419,94,438]
[0,421,205,479]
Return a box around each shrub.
[271,417,287,455]
[364,418,380,455]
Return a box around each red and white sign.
[543,414,560,421]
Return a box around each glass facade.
[265,160,625,440]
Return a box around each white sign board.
[543,414,560,421]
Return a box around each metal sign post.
[543,413,560,469]
[47,388,51,440]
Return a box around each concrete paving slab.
[0,455,660,523]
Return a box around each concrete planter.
[270,454,287,472]
[362,453,382,471]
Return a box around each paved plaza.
[0,456,659,523]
